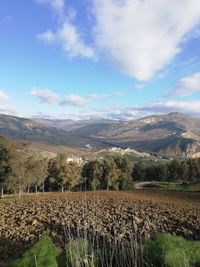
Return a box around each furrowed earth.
[0,191,199,265]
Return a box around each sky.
[1,0,200,120]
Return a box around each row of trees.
[0,136,133,196]
[1,135,200,197]
[0,136,49,197]
[0,136,81,197]
[133,158,200,182]
[82,157,133,190]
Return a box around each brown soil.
[0,190,199,264]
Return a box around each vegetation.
[132,159,200,183]
[143,234,200,267]
[144,181,200,191]
[10,234,200,267]
[10,236,61,267]
[1,135,200,198]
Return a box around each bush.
[143,233,200,267]
[10,236,60,267]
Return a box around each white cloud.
[92,0,200,80]
[92,100,200,120]
[89,91,123,100]
[172,72,200,96]
[38,21,95,58]
[126,100,200,119]
[60,94,88,106]
[30,87,59,103]
[36,0,65,17]
[38,30,55,43]
[141,100,200,115]
[0,90,9,102]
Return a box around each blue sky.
[1,0,200,120]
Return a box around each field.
[137,182,200,191]
[0,191,199,265]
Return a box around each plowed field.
[0,191,199,264]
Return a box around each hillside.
[90,112,200,157]
[0,113,200,157]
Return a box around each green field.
[144,182,200,192]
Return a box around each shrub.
[10,236,60,267]
[143,233,200,267]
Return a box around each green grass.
[10,234,200,267]
[9,236,63,267]
[66,239,98,267]
[143,234,200,267]
[144,182,200,192]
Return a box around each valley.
[1,112,200,158]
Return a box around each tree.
[48,154,68,192]
[46,157,59,191]
[0,136,11,197]
[114,156,133,190]
[47,154,80,192]
[187,158,199,181]
[102,158,119,190]
[82,161,103,190]
[157,164,168,182]
[6,149,28,197]
[132,162,146,181]
[64,162,80,191]
[27,156,48,194]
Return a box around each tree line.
[133,159,200,182]
[0,136,200,197]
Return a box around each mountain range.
[0,112,200,157]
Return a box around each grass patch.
[10,234,200,267]
[10,236,64,267]
[66,239,97,267]
[143,234,200,267]
[144,182,200,192]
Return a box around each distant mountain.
[0,112,200,157]
[32,118,78,130]
[33,118,113,130]
[90,112,200,157]
[0,114,111,149]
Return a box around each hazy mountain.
[33,118,113,130]
[0,112,200,157]
[90,112,200,157]
[32,118,78,130]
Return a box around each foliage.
[132,158,200,183]
[102,158,120,190]
[82,161,103,190]
[47,154,80,192]
[0,135,12,197]
[6,149,28,197]
[9,233,200,267]
[10,236,61,267]
[1,135,200,196]
[66,239,97,267]
[143,234,200,267]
